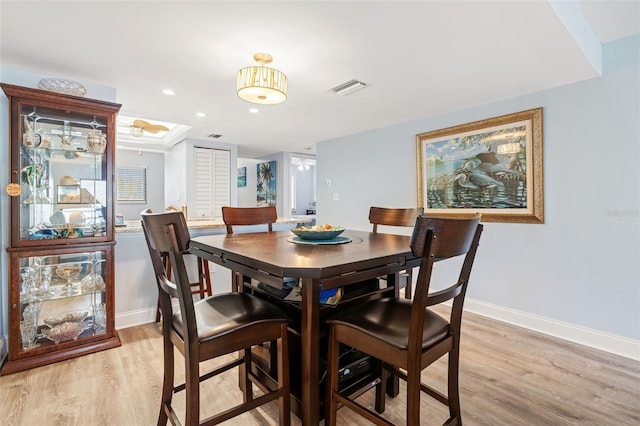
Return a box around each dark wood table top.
[191,229,419,283]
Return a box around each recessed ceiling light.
[196,112,206,118]
[249,108,259,114]
[162,88,175,96]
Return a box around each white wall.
[114,149,165,220]
[316,39,640,357]
[237,157,260,207]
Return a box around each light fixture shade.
[237,53,287,105]
[130,126,144,137]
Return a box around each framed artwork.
[237,166,247,187]
[257,160,277,206]
[416,108,543,223]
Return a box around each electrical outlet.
[324,179,331,187]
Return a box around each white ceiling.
[1,1,638,158]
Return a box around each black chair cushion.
[327,298,449,350]
[173,292,290,342]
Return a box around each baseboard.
[115,307,157,330]
[113,298,640,361]
[464,298,640,361]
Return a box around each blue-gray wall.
[316,36,640,356]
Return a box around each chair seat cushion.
[173,292,289,342]
[326,298,449,350]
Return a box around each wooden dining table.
[190,229,420,425]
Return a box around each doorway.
[290,156,316,218]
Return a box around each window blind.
[117,167,147,202]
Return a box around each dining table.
[190,229,421,425]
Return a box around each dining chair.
[142,209,213,323]
[325,215,483,426]
[222,205,296,377]
[222,205,277,234]
[141,210,291,426]
[369,206,424,299]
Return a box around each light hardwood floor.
[1,308,638,425]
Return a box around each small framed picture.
[57,185,81,203]
[237,166,247,187]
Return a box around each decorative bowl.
[43,311,88,328]
[290,226,345,240]
[41,321,87,344]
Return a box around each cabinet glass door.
[18,103,108,243]
[18,250,108,355]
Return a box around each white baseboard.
[115,307,157,330]
[114,299,640,362]
[464,298,640,361]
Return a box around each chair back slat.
[369,206,423,233]
[408,215,483,355]
[222,206,277,234]
[410,215,479,259]
[140,209,191,253]
[141,210,198,342]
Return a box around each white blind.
[194,148,230,218]
[117,167,147,202]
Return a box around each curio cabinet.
[1,83,121,375]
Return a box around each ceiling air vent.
[328,79,368,96]
[207,133,222,139]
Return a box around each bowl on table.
[290,226,345,241]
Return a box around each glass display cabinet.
[1,83,121,375]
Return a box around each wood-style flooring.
[1,307,638,425]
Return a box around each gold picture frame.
[416,108,543,223]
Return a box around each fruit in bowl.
[290,224,345,240]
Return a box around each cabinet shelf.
[1,82,121,375]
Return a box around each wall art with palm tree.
[257,161,276,206]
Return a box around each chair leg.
[155,297,162,323]
[242,348,253,403]
[277,323,291,426]
[374,361,387,413]
[184,349,201,426]
[158,337,174,426]
[406,362,421,426]
[404,270,413,300]
[325,327,340,426]
[448,345,462,424]
[196,258,212,299]
[269,339,278,377]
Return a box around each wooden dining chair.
[222,205,277,234]
[369,206,424,299]
[141,210,291,426]
[142,209,213,323]
[222,205,284,374]
[325,215,483,426]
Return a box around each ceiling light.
[196,112,206,117]
[162,88,175,96]
[237,52,287,105]
[130,126,144,137]
[249,108,259,114]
